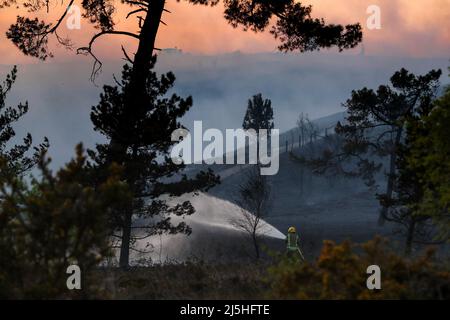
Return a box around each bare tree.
[296,113,318,150]
[231,166,272,260]
[293,113,318,196]
[297,112,307,148]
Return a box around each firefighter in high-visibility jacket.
[286,226,305,260]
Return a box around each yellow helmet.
[288,226,296,233]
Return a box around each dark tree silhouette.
[398,77,450,247]
[4,1,363,63]
[386,133,436,255]
[314,68,442,226]
[89,59,219,268]
[242,93,274,164]
[381,79,450,254]
[0,66,48,178]
[243,93,274,132]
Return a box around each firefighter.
[286,226,305,260]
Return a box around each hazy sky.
[0,1,449,169]
[0,0,449,63]
[3,52,447,169]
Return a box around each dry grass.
[96,262,270,299]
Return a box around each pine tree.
[315,68,442,225]
[406,77,450,242]
[0,66,48,179]
[242,93,274,165]
[5,1,362,67]
[385,127,434,254]
[243,93,274,132]
[89,59,219,268]
[0,144,130,298]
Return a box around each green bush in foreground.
[267,237,450,299]
[0,145,131,299]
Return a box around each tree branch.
[126,8,147,19]
[77,31,140,81]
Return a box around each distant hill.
[135,112,397,264]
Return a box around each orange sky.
[0,0,449,64]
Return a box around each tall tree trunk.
[113,0,166,269]
[299,164,304,197]
[130,0,165,96]
[378,152,396,226]
[119,209,133,268]
[405,219,416,256]
[252,233,260,260]
[378,127,403,225]
[108,0,165,163]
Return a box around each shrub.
[267,237,450,299]
[0,145,131,299]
